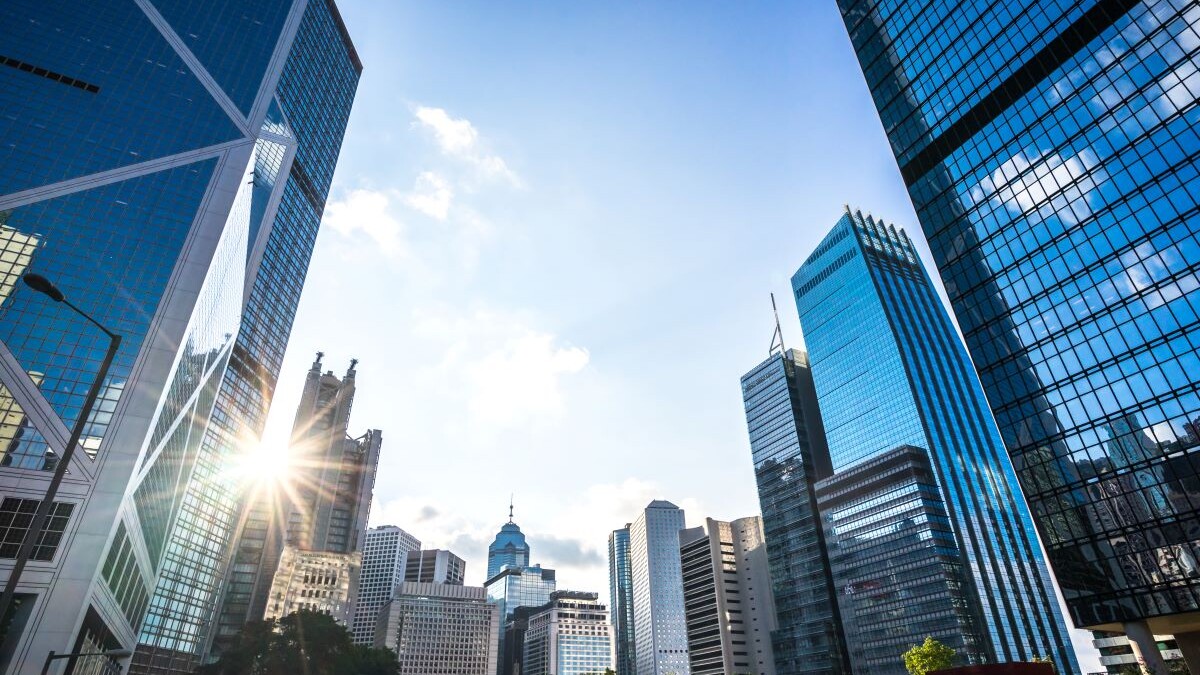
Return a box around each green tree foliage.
[196,610,399,675]
[901,636,956,675]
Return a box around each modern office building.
[814,446,982,672]
[791,210,1077,673]
[486,564,558,624]
[487,504,532,580]
[836,0,1200,668]
[629,500,690,675]
[740,349,848,674]
[608,526,636,675]
[262,547,359,624]
[375,582,501,675]
[219,353,381,648]
[352,526,422,645]
[678,517,776,675]
[404,549,467,586]
[522,591,614,675]
[0,0,359,673]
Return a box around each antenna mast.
[769,293,786,356]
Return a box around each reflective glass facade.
[837,0,1200,632]
[628,500,690,675]
[740,350,847,675]
[489,520,532,580]
[0,0,353,672]
[815,447,980,674]
[608,527,636,675]
[792,211,1076,672]
[486,565,558,624]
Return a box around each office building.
[791,210,1077,673]
[678,517,776,675]
[814,446,981,672]
[608,526,636,675]
[522,591,614,675]
[629,500,689,675]
[221,354,380,641]
[404,549,467,586]
[486,564,558,624]
[352,526,422,645]
[262,547,359,624]
[375,582,501,675]
[740,348,848,674]
[837,0,1200,668]
[487,504,531,579]
[0,1,359,672]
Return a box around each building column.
[1173,631,1200,674]
[1124,621,1167,674]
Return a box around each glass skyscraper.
[628,500,690,675]
[740,349,848,675]
[836,0,1200,665]
[608,526,636,675]
[0,1,359,673]
[488,507,532,580]
[792,210,1077,673]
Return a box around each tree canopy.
[901,636,956,675]
[195,610,399,675]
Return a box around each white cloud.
[323,188,406,256]
[970,149,1104,225]
[413,106,522,187]
[403,171,454,220]
[415,309,589,430]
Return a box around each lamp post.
[0,274,122,646]
[41,648,132,675]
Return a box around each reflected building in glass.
[740,349,848,675]
[836,0,1200,667]
[0,0,360,673]
[792,210,1077,674]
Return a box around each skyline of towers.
[629,500,690,675]
[836,0,1200,670]
[0,0,360,673]
[792,210,1077,673]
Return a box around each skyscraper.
[403,549,467,586]
[353,526,422,645]
[629,500,690,675]
[836,0,1200,667]
[792,210,1077,673]
[608,526,636,675]
[487,503,531,579]
[678,517,776,675]
[487,563,558,675]
[251,355,380,630]
[522,591,614,675]
[740,349,848,674]
[0,1,359,673]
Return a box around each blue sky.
[260,2,1100,667]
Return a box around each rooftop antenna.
[508,495,514,523]
[769,293,786,356]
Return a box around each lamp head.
[22,274,64,302]
[103,649,133,659]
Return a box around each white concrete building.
[375,582,500,675]
[629,500,690,675]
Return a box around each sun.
[229,438,293,490]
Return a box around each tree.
[197,610,399,675]
[1030,655,1055,673]
[902,636,956,675]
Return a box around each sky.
[258,2,1101,668]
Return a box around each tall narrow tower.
[792,209,1076,673]
[629,500,689,675]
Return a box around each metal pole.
[40,650,55,675]
[0,331,121,642]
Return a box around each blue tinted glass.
[0,1,241,193]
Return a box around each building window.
[0,498,74,560]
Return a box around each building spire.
[508,495,514,523]
[769,293,786,356]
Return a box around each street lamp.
[41,648,132,675]
[0,274,123,647]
